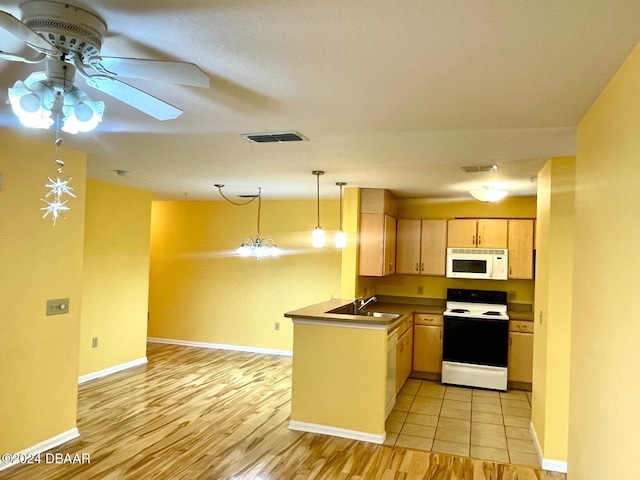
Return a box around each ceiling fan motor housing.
[21,0,106,62]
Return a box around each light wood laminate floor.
[1,343,566,480]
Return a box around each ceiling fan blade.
[0,49,46,63]
[86,75,183,121]
[0,10,59,56]
[87,57,210,88]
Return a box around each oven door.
[442,315,509,367]
[446,253,492,279]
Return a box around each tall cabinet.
[359,189,397,276]
[507,219,535,279]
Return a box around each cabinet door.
[508,219,534,279]
[447,219,477,247]
[413,325,442,373]
[477,219,508,248]
[420,219,447,275]
[384,214,397,275]
[396,328,414,393]
[396,219,421,274]
[508,332,533,383]
[358,213,384,276]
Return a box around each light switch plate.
[46,298,70,316]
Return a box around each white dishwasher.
[385,329,398,418]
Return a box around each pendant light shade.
[312,170,325,248]
[335,182,347,248]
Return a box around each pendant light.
[312,170,325,248]
[215,184,279,259]
[335,182,347,248]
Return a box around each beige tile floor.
[385,379,539,468]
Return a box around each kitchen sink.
[327,304,399,320]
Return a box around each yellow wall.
[531,157,575,465]
[148,199,342,351]
[569,41,640,478]
[79,180,152,376]
[0,131,86,454]
[367,196,537,304]
[291,323,386,434]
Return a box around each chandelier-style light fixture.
[312,170,325,248]
[470,185,508,203]
[8,60,104,134]
[215,184,279,259]
[335,182,347,248]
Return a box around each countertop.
[285,297,534,331]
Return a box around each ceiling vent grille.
[461,164,499,173]
[242,131,308,143]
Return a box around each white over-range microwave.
[446,248,508,280]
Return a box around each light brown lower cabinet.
[395,324,414,393]
[412,314,443,374]
[508,320,534,383]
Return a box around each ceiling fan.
[0,0,210,132]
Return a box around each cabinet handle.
[416,262,420,272]
[472,235,476,245]
[421,262,424,271]
[478,235,482,245]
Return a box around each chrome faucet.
[355,295,377,313]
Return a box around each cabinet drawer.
[414,313,443,326]
[510,320,534,333]
[397,316,414,334]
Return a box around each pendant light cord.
[316,173,321,228]
[215,184,262,237]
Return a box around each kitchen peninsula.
[284,299,405,444]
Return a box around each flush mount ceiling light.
[312,171,325,248]
[470,186,508,203]
[335,182,347,249]
[215,184,279,259]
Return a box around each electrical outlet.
[46,298,69,316]
[417,285,424,295]
[92,337,98,348]
[274,322,280,331]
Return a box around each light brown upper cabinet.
[359,213,397,276]
[447,219,508,248]
[507,219,534,279]
[396,219,447,275]
[359,189,397,276]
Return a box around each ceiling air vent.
[461,164,499,173]
[242,131,308,143]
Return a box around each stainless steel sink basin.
[327,304,399,320]
[357,311,399,319]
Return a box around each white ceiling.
[1,0,639,200]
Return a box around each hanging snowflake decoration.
[41,198,70,225]
[44,176,76,199]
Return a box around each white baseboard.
[530,421,568,473]
[0,428,79,472]
[288,420,385,444]
[147,337,293,357]
[78,357,148,384]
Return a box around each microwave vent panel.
[449,248,507,255]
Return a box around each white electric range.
[441,289,510,391]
